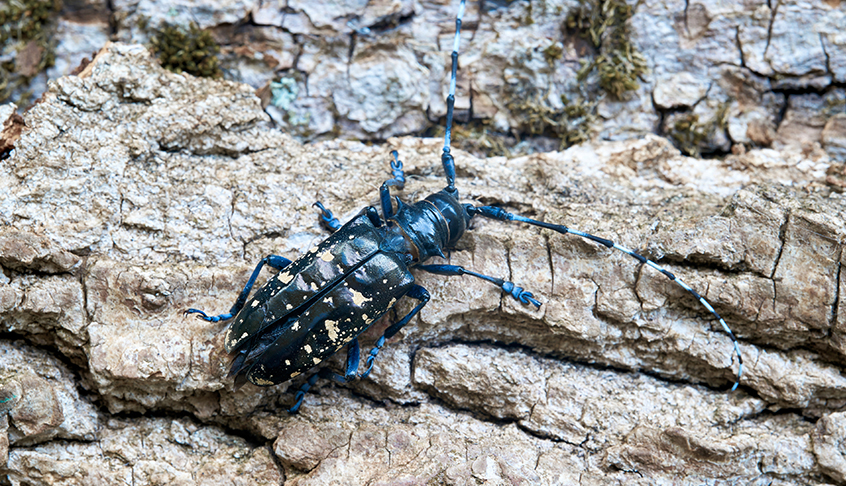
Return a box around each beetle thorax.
[389,189,469,264]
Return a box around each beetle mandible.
[186,0,743,413]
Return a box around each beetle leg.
[364,206,383,227]
[289,372,322,413]
[313,201,341,232]
[185,255,293,322]
[361,285,430,378]
[417,264,542,308]
[384,150,406,190]
[467,204,743,391]
[286,339,363,413]
[380,182,394,219]
[344,338,361,381]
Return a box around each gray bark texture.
[0,1,845,484]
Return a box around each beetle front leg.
[185,255,293,322]
[384,150,405,190]
[361,285,430,378]
[417,264,542,308]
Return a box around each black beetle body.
[187,0,742,412]
[226,211,415,387]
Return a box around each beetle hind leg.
[185,255,292,322]
[287,339,362,413]
[361,285,430,378]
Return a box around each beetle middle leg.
[361,284,430,378]
[185,255,293,322]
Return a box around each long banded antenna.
[441,0,466,194]
[470,205,744,391]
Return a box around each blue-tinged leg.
[314,201,341,232]
[289,372,321,413]
[288,339,362,413]
[380,182,395,220]
[380,151,408,221]
[417,264,541,308]
[361,285,430,378]
[466,204,743,391]
[364,206,383,228]
[185,255,293,322]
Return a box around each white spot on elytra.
[285,360,290,366]
[323,296,334,305]
[292,322,300,331]
[310,282,318,291]
[350,288,370,306]
[313,357,321,364]
[309,246,319,253]
[251,300,259,307]
[325,320,339,341]
[286,304,293,310]
[304,344,312,353]
[320,250,334,262]
[279,272,293,284]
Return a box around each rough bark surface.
[5,0,846,161]
[0,42,845,485]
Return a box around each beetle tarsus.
[288,373,321,414]
[384,150,406,189]
[361,335,386,379]
[313,201,341,232]
[184,308,231,322]
[501,282,542,309]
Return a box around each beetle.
[186,0,742,413]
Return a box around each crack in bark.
[763,0,779,61]
[735,27,747,69]
[769,213,789,281]
[832,250,842,333]
[820,33,832,78]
